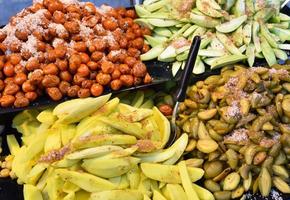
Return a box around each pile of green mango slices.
[135,0,290,76]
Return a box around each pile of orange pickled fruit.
[0,0,152,108]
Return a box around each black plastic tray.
[0,93,290,200]
[0,60,173,114]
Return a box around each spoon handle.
[175,36,201,102]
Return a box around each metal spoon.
[281,0,290,8]
[166,36,201,147]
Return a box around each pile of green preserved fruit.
[177,63,290,199]
[136,0,290,75]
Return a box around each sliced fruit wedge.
[211,54,247,69]
[260,36,277,66]
[148,19,181,27]
[158,46,177,60]
[134,18,154,29]
[216,15,247,33]
[198,49,225,57]
[151,107,170,148]
[273,49,288,61]
[172,61,182,77]
[190,13,220,28]
[141,45,165,61]
[196,0,223,18]
[246,43,255,67]
[135,5,151,17]
[216,32,242,55]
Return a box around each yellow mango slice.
[23,184,43,200]
[56,169,116,193]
